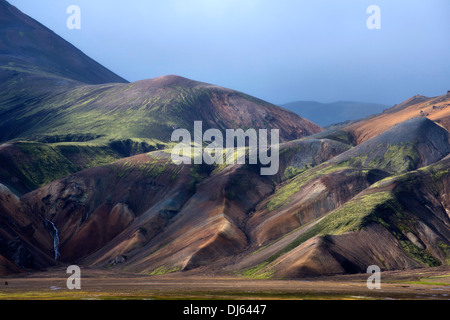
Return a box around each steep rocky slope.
[0,135,348,275]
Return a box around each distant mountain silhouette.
[281,100,389,127]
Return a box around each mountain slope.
[230,117,450,278]
[0,75,322,145]
[1,115,449,277]
[256,159,450,278]
[0,0,127,84]
[0,0,321,147]
[0,137,348,274]
[331,117,450,174]
[0,0,449,279]
[344,92,450,144]
[0,184,55,275]
[0,74,322,194]
[0,141,120,195]
[0,1,323,194]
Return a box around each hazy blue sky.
[8,0,450,105]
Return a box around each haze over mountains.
[0,0,449,279]
[0,0,320,194]
[282,101,390,127]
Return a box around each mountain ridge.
[0,2,322,195]
[344,91,450,144]
[0,1,449,280]
[0,0,128,84]
[281,100,390,127]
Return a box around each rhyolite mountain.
[1,116,450,277]
[0,0,449,278]
[344,92,450,144]
[0,0,322,194]
[0,74,322,193]
[331,117,450,174]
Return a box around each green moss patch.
[12,142,78,189]
[147,265,182,276]
[265,164,350,212]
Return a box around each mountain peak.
[134,75,197,89]
[0,0,10,9]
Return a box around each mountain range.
[281,101,390,127]
[0,0,449,279]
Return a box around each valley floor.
[0,266,448,300]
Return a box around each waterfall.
[40,216,60,260]
[47,220,60,260]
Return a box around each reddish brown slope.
[0,184,55,275]
[21,151,199,262]
[2,116,449,278]
[268,162,450,278]
[345,92,450,144]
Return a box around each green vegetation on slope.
[243,191,398,278]
[278,191,398,256]
[0,141,124,192]
[245,173,446,278]
[9,142,78,189]
[305,129,356,146]
[338,142,420,174]
[265,164,350,212]
[55,143,122,168]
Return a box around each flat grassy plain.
[0,266,448,300]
